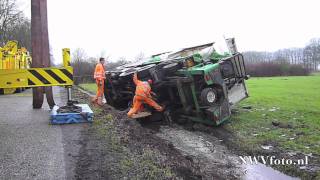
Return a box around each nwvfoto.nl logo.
[239,156,309,166]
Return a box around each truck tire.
[163,63,180,74]
[138,69,149,79]
[200,88,218,106]
[15,88,22,93]
[137,64,156,79]
[104,78,115,106]
[138,67,151,79]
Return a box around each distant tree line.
[243,38,320,76]
[71,48,129,84]
[0,0,31,50]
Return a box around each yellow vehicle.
[0,48,73,89]
[0,41,32,94]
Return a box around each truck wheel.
[163,63,180,74]
[138,67,151,79]
[15,88,21,93]
[136,64,156,79]
[104,90,114,106]
[200,88,218,106]
[104,81,115,106]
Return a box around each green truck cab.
[104,40,249,125]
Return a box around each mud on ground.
[189,121,320,180]
[73,89,230,179]
[72,88,318,179]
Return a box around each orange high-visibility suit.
[93,63,106,105]
[127,73,163,118]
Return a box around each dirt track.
[72,88,306,180]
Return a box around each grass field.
[229,74,320,155]
[79,74,320,155]
[79,83,97,94]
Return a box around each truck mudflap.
[228,81,249,106]
[205,99,231,125]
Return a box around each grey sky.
[20,0,320,63]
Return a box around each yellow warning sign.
[0,67,73,88]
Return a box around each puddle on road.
[244,162,299,180]
[156,126,300,180]
[156,126,234,163]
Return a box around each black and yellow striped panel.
[27,67,73,87]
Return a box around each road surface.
[0,87,85,180]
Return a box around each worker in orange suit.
[92,57,106,106]
[127,72,164,118]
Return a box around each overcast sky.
[20,0,320,63]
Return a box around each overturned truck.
[104,39,249,125]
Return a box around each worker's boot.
[97,97,104,106]
[91,97,98,104]
[160,104,165,112]
[91,97,96,103]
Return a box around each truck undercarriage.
[104,41,249,125]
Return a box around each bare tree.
[105,56,128,70]
[71,48,93,84]
[244,41,320,72]
[71,49,130,84]
[304,38,320,70]
[117,56,128,65]
[134,52,145,62]
[0,0,23,45]
[6,17,31,50]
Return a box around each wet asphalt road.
[0,88,85,180]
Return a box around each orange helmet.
[148,79,153,84]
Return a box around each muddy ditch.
[72,88,315,179]
[181,120,320,180]
[73,89,217,179]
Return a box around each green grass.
[79,75,320,155]
[92,108,175,179]
[79,83,97,94]
[228,75,320,155]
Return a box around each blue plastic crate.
[50,104,93,124]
